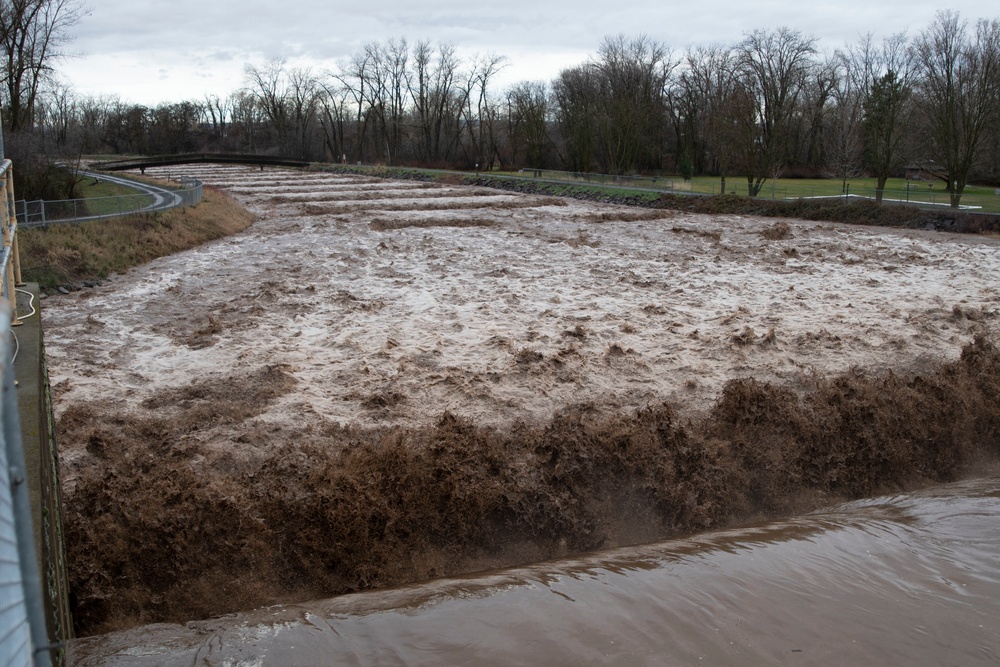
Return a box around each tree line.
[3,3,1000,206]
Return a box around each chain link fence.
[1,156,52,666]
[15,176,203,228]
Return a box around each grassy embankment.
[72,176,155,217]
[17,183,255,290]
[687,176,999,209]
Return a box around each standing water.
[69,477,1000,666]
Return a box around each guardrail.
[15,176,202,228]
[0,157,51,666]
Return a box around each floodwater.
[42,166,1000,490]
[45,166,1000,643]
[45,166,1000,439]
[68,477,1000,666]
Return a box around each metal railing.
[0,156,50,667]
[2,161,21,323]
[15,176,203,228]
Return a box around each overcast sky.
[57,0,997,106]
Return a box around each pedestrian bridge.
[88,153,311,172]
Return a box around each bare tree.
[286,67,321,159]
[338,39,411,163]
[229,89,265,153]
[316,80,350,162]
[734,27,817,195]
[408,41,466,164]
[506,80,552,168]
[460,52,508,169]
[75,94,110,153]
[1,0,84,132]
[147,101,203,154]
[555,35,674,175]
[795,58,837,171]
[553,65,598,172]
[204,94,231,148]
[101,98,148,154]
[912,11,1000,208]
[37,78,73,146]
[825,54,865,190]
[244,58,321,158]
[594,34,675,174]
[835,32,915,202]
[675,45,744,193]
[372,38,410,164]
[244,58,291,150]
[666,60,702,179]
[334,47,374,162]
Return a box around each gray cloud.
[60,0,997,103]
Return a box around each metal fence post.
[1,165,19,324]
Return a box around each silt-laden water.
[68,477,1000,666]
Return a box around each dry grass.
[18,186,255,289]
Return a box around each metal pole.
[1,169,18,322]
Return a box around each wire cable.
[9,288,38,365]
[15,287,37,320]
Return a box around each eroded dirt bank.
[41,166,1000,635]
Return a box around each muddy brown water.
[68,477,1000,666]
[47,166,1000,652]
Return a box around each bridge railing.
[1,157,51,666]
[89,153,310,171]
[15,176,202,228]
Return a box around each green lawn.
[76,176,136,199]
[75,175,155,218]
[688,175,996,202]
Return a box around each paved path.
[18,171,191,227]
[75,170,182,216]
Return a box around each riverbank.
[17,185,254,290]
